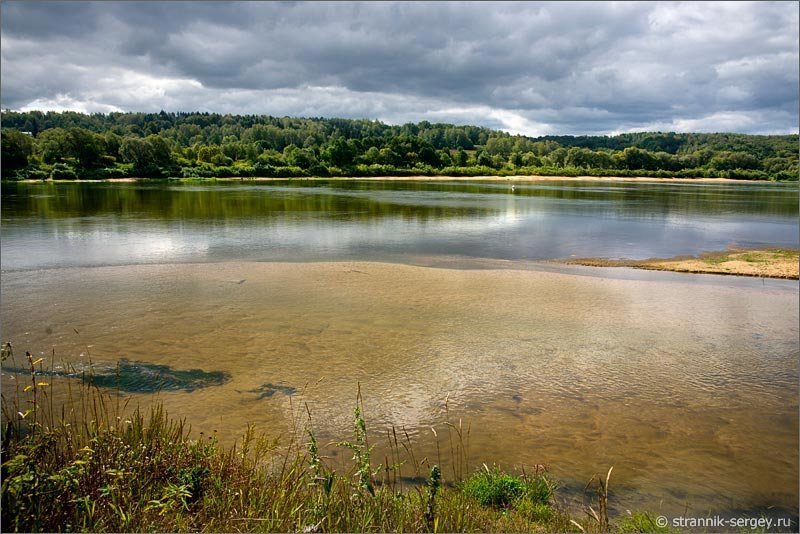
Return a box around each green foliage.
[284,145,317,169]
[461,465,553,510]
[424,465,442,531]
[326,138,357,167]
[337,405,375,497]
[35,127,72,164]
[463,469,523,507]
[119,135,175,177]
[67,128,107,169]
[1,111,796,181]
[617,511,672,533]
[50,162,78,180]
[23,167,50,180]
[1,129,34,171]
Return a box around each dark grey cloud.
[1,1,797,135]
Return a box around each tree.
[418,146,440,167]
[322,138,355,167]
[257,149,285,166]
[454,149,468,166]
[619,147,656,170]
[546,147,568,167]
[120,137,154,175]
[485,136,514,156]
[476,151,494,167]
[1,129,34,171]
[67,128,106,168]
[103,132,123,160]
[120,136,175,176]
[437,149,453,167]
[520,152,541,167]
[284,144,317,169]
[146,135,175,169]
[36,128,71,164]
[532,140,560,156]
[709,151,759,171]
[565,147,594,168]
[378,148,395,165]
[360,146,381,165]
[197,144,232,166]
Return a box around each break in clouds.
[1,1,798,136]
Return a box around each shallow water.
[1,180,798,521]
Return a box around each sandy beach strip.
[23,175,777,184]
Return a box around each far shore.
[560,248,800,280]
[18,174,786,184]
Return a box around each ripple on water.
[0,261,796,518]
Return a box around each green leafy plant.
[462,464,553,510]
[337,405,375,496]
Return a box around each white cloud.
[20,95,122,114]
[2,1,797,134]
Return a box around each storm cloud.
[1,1,797,135]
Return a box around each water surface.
[1,179,797,522]
[2,179,797,270]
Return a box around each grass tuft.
[617,511,672,533]
[461,464,553,511]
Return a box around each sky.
[1,1,798,136]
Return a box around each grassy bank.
[0,346,666,533]
[562,248,800,280]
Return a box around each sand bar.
[562,248,800,279]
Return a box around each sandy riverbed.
[1,259,797,516]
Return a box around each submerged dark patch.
[244,382,298,400]
[87,360,230,393]
[2,359,230,393]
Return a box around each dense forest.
[1,110,797,181]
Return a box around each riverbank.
[18,174,781,184]
[562,248,800,279]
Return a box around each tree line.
[1,110,797,181]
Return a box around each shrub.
[726,168,768,180]
[774,169,799,181]
[461,465,552,509]
[79,168,108,180]
[103,166,132,178]
[22,167,50,180]
[307,163,330,177]
[50,162,78,180]
[463,468,523,507]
